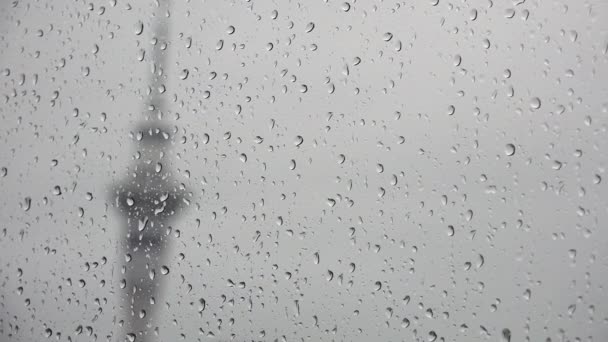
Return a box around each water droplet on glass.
[305,22,315,33]
[505,144,516,156]
[179,69,189,80]
[160,266,170,275]
[501,328,511,342]
[294,135,304,147]
[134,21,144,35]
[447,105,455,116]
[530,97,541,110]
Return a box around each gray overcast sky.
[1,0,608,341]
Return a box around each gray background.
[1,0,608,341]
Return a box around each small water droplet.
[501,328,511,342]
[179,69,189,80]
[374,281,382,291]
[505,144,516,156]
[447,105,455,115]
[160,266,170,275]
[134,21,144,35]
[305,22,315,33]
[313,252,320,265]
[530,97,541,110]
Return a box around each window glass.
[1,1,607,341]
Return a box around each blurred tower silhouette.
[112,1,187,341]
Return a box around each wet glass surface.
[1,1,607,341]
